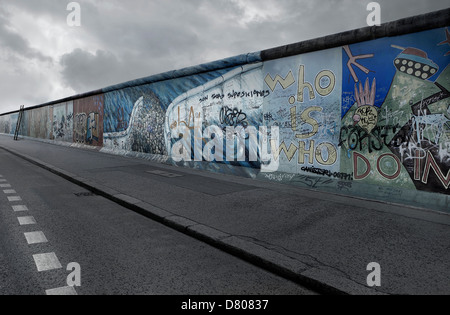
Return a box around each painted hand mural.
[340,28,449,196]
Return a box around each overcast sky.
[0,0,448,113]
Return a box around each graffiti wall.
[340,28,450,196]
[50,101,74,142]
[0,22,448,211]
[164,63,267,172]
[0,115,12,135]
[263,48,343,177]
[73,95,104,146]
[103,69,230,156]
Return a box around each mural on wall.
[0,115,12,134]
[74,95,104,146]
[50,101,74,142]
[165,63,268,170]
[104,90,167,155]
[340,27,450,195]
[103,67,232,156]
[262,48,345,178]
[0,25,448,205]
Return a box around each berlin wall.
[1,9,449,212]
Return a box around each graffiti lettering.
[212,93,225,100]
[170,106,198,130]
[220,106,248,128]
[411,88,450,114]
[263,173,296,182]
[421,151,450,189]
[377,153,402,180]
[74,113,86,143]
[412,114,450,144]
[264,66,336,104]
[353,152,403,181]
[227,90,270,99]
[297,66,336,102]
[301,166,353,181]
[264,113,274,122]
[74,112,99,144]
[265,71,296,91]
[338,181,353,191]
[339,124,391,153]
[294,175,334,189]
[271,140,338,166]
[200,90,270,103]
[291,106,323,139]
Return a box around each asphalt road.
[0,149,316,295]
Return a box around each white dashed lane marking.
[2,177,77,295]
[46,286,78,296]
[12,205,28,212]
[18,216,37,226]
[24,231,48,245]
[33,253,63,272]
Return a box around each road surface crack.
[233,234,392,295]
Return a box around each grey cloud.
[59,47,193,94]
[0,10,52,62]
[60,48,124,92]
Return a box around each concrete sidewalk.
[1,134,449,295]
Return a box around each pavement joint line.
[0,140,352,295]
[24,231,48,245]
[18,216,37,226]
[8,196,22,202]
[46,286,78,296]
[12,205,29,212]
[33,253,63,272]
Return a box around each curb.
[1,145,386,295]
